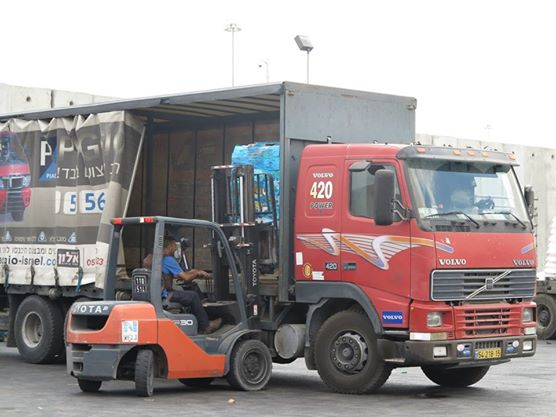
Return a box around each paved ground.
[1,341,555,417]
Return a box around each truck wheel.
[535,294,556,339]
[422,366,490,387]
[227,339,272,391]
[314,310,391,394]
[273,355,297,364]
[179,378,214,388]
[14,295,64,364]
[11,211,24,222]
[135,349,155,397]
[78,379,102,393]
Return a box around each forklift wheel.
[135,349,155,397]
[78,379,102,393]
[179,378,214,388]
[226,339,272,391]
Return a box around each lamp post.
[225,23,242,86]
[259,59,269,83]
[294,35,313,84]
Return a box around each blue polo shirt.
[161,256,183,298]
[162,256,183,277]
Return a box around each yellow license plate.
[476,348,502,360]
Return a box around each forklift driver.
[160,237,223,334]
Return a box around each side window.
[349,164,401,220]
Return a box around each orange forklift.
[65,215,273,396]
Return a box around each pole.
[306,51,310,84]
[225,23,242,87]
[231,30,235,86]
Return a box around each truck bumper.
[67,344,134,381]
[379,335,537,368]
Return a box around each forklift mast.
[210,164,278,315]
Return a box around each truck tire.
[314,310,391,394]
[421,366,490,387]
[226,339,272,391]
[11,211,24,222]
[14,295,64,364]
[135,349,155,397]
[178,378,214,388]
[535,294,556,339]
[78,379,102,393]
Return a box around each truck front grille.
[1,176,23,189]
[6,191,25,211]
[431,269,536,301]
[454,305,521,338]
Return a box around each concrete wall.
[417,134,556,271]
[0,83,112,114]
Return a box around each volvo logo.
[485,277,494,290]
[439,258,467,266]
[513,259,534,267]
[466,270,512,300]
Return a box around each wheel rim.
[330,331,368,374]
[241,349,268,385]
[22,311,43,348]
[538,304,551,328]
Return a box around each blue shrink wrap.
[231,142,280,221]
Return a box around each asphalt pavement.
[1,341,555,417]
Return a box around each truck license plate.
[476,348,502,360]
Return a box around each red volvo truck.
[0,131,31,222]
[0,83,537,393]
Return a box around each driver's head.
[163,237,177,256]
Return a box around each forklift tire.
[421,365,490,387]
[135,349,155,397]
[179,378,214,388]
[314,310,392,394]
[11,211,24,222]
[226,339,272,391]
[78,379,102,393]
[14,295,64,364]
[535,294,556,339]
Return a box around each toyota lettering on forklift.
[66,141,538,396]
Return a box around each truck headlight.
[22,175,31,187]
[427,312,443,327]
[522,307,534,323]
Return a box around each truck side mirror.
[374,169,395,226]
[524,185,534,217]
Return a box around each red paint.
[294,144,536,334]
[66,303,226,379]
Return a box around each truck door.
[341,159,411,328]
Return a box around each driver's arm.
[177,269,210,282]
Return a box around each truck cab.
[294,144,536,386]
[0,131,31,222]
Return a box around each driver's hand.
[193,269,210,279]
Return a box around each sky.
[2,0,555,147]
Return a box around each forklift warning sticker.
[122,320,139,343]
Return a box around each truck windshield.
[406,158,529,230]
[0,132,28,165]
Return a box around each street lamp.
[225,23,242,86]
[294,35,313,83]
[258,59,269,83]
